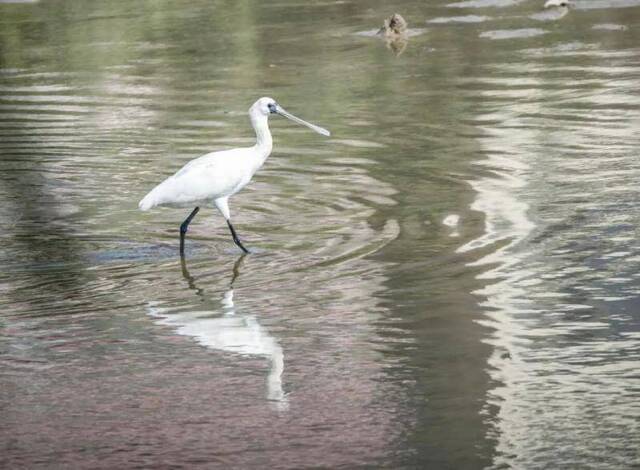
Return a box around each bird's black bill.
[180,206,200,256]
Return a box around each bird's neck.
[251,113,273,162]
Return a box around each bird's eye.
[268,102,277,113]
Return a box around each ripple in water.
[447,0,526,8]
[592,23,628,30]
[428,15,491,24]
[479,28,548,40]
[460,40,640,469]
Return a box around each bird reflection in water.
[148,255,287,410]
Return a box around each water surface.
[1,0,640,468]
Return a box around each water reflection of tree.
[0,150,89,315]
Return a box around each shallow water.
[1,0,640,468]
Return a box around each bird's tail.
[138,191,157,211]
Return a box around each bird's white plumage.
[138,96,329,250]
[139,146,266,210]
[139,97,279,214]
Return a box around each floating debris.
[354,14,425,56]
[378,13,408,38]
[378,13,409,56]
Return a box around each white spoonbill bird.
[138,97,330,255]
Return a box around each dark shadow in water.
[0,152,91,317]
[88,242,179,264]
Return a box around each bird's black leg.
[179,206,200,255]
[227,220,250,254]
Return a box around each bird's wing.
[142,148,252,208]
[169,147,228,176]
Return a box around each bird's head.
[544,0,571,8]
[249,97,330,136]
[251,97,278,116]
